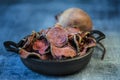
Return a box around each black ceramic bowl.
[4,30,105,76]
[21,48,93,75]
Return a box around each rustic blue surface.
[0,0,120,80]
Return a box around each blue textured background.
[0,0,120,80]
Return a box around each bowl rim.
[22,48,94,63]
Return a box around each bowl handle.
[4,41,19,53]
[90,30,106,60]
[90,30,105,42]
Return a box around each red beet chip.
[46,24,68,47]
[51,44,76,59]
[33,39,49,55]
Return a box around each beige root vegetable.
[56,8,93,31]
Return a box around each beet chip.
[51,44,76,59]
[46,24,68,47]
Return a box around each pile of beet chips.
[19,23,96,60]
